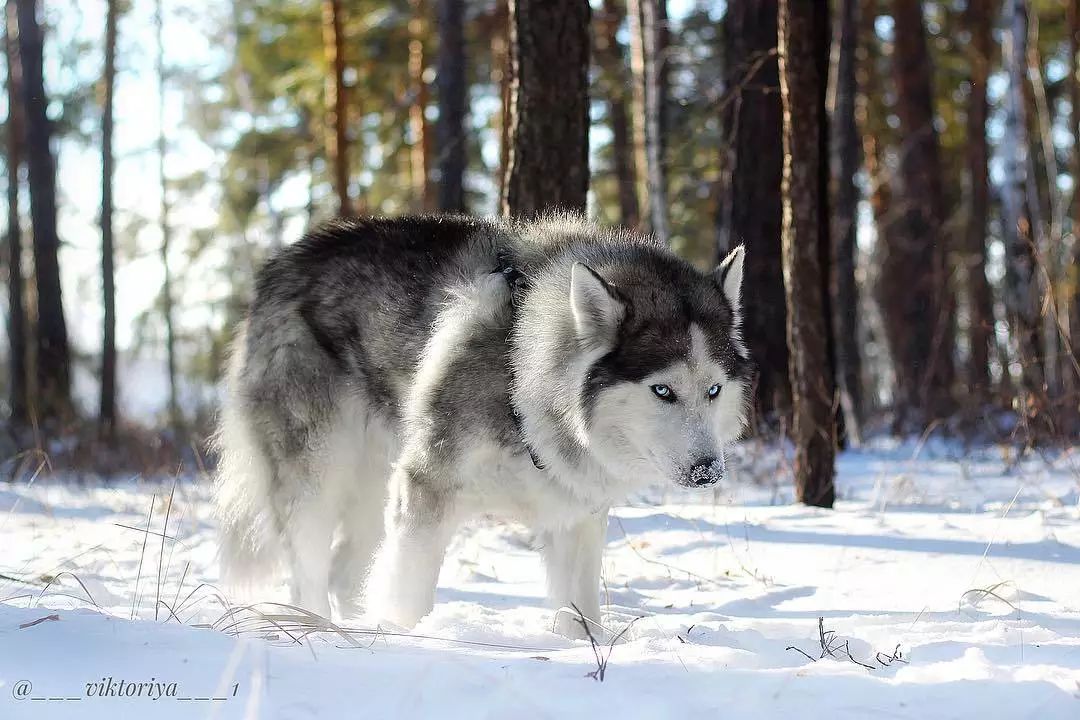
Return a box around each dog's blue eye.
[707,384,721,399]
[651,384,674,400]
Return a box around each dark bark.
[964,0,994,403]
[719,0,790,425]
[778,0,835,507]
[884,0,954,425]
[99,0,118,435]
[1069,0,1080,395]
[16,0,69,423]
[1001,0,1044,401]
[829,0,862,441]
[4,0,26,423]
[597,0,640,229]
[501,0,590,217]
[639,0,669,242]
[322,0,350,215]
[436,0,467,213]
[492,0,511,206]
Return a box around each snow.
[2,440,1079,718]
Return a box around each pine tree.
[501,0,590,216]
[778,0,836,507]
[829,0,862,440]
[436,0,466,213]
[1001,0,1045,402]
[884,0,954,426]
[100,0,118,436]
[4,0,26,424]
[16,0,69,424]
[322,0,350,215]
[964,0,995,404]
[156,0,180,430]
[719,0,789,426]
[595,0,640,229]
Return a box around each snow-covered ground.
[2,439,1079,718]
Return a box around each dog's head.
[567,246,752,489]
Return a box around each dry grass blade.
[960,581,1019,613]
[34,571,99,608]
[156,477,178,621]
[130,494,157,620]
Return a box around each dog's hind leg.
[276,460,335,619]
[324,406,394,619]
[542,509,609,639]
[364,466,455,628]
[328,470,387,619]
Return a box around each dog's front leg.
[542,508,608,639]
[364,466,454,628]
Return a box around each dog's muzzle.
[680,454,725,488]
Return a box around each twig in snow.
[876,644,908,667]
[787,617,895,672]
[571,603,641,682]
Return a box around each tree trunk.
[778,0,836,507]
[16,0,69,423]
[626,0,648,227]
[322,0,350,216]
[492,0,511,207]
[501,0,590,217]
[156,0,180,430]
[964,0,995,404]
[885,0,954,426]
[408,0,434,212]
[828,0,862,443]
[638,0,669,243]
[597,0,640,229]
[1069,0,1080,406]
[1001,0,1045,401]
[719,0,790,426]
[436,0,467,213]
[99,0,118,436]
[4,0,26,424]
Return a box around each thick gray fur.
[214,213,751,637]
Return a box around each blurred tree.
[436,0,466,213]
[408,0,433,211]
[156,0,180,430]
[16,0,69,424]
[99,0,118,437]
[718,0,790,426]
[778,0,835,507]
[885,0,954,426]
[1070,0,1080,404]
[1001,0,1046,403]
[595,0,639,229]
[322,0,351,215]
[4,0,26,425]
[501,0,590,216]
[630,0,669,243]
[627,0,648,228]
[829,0,862,441]
[491,0,511,206]
[964,0,995,405]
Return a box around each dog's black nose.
[688,457,722,486]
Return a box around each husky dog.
[214,214,751,637]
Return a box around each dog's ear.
[713,245,745,311]
[570,262,625,349]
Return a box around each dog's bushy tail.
[212,323,284,591]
